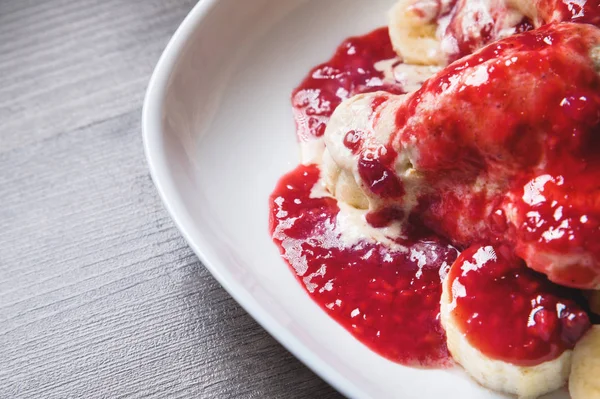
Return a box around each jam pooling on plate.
[270,164,459,366]
[292,27,404,141]
[275,27,460,366]
[446,245,590,366]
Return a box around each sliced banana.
[322,92,409,208]
[322,147,369,209]
[569,325,600,399]
[440,262,572,399]
[388,0,446,65]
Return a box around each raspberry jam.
[539,0,600,26]
[270,164,459,366]
[292,27,404,141]
[446,245,590,366]
[390,23,600,287]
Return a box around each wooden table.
[0,1,343,397]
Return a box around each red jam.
[538,0,600,26]
[434,0,536,62]
[435,0,600,62]
[280,29,459,365]
[447,245,590,366]
[291,27,404,141]
[270,164,459,366]
[357,145,405,200]
[389,23,600,287]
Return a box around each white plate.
[142,0,569,398]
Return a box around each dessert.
[270,0,600,396]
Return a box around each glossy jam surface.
[270,164,458,366]
[292,27,403,141]
[447,245,590,366]
[540,0,600,26]
[433,0,536,62]
[388,23,600,288]
[436,0,600,62]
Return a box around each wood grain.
[0,1,343,397]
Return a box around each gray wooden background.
[0,1,343,397]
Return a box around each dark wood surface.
[0,1,343,397]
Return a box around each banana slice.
[388,0,446,65]
[441,276,571,398]
[440,245,585,398]
[322,92,412,209]
[321,147,369,209]
[570,325,600,399]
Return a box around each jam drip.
[270,165,458,366]
[447,245,590,366]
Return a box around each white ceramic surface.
[142,0,569,398]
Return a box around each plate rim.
[141,1,366,398]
